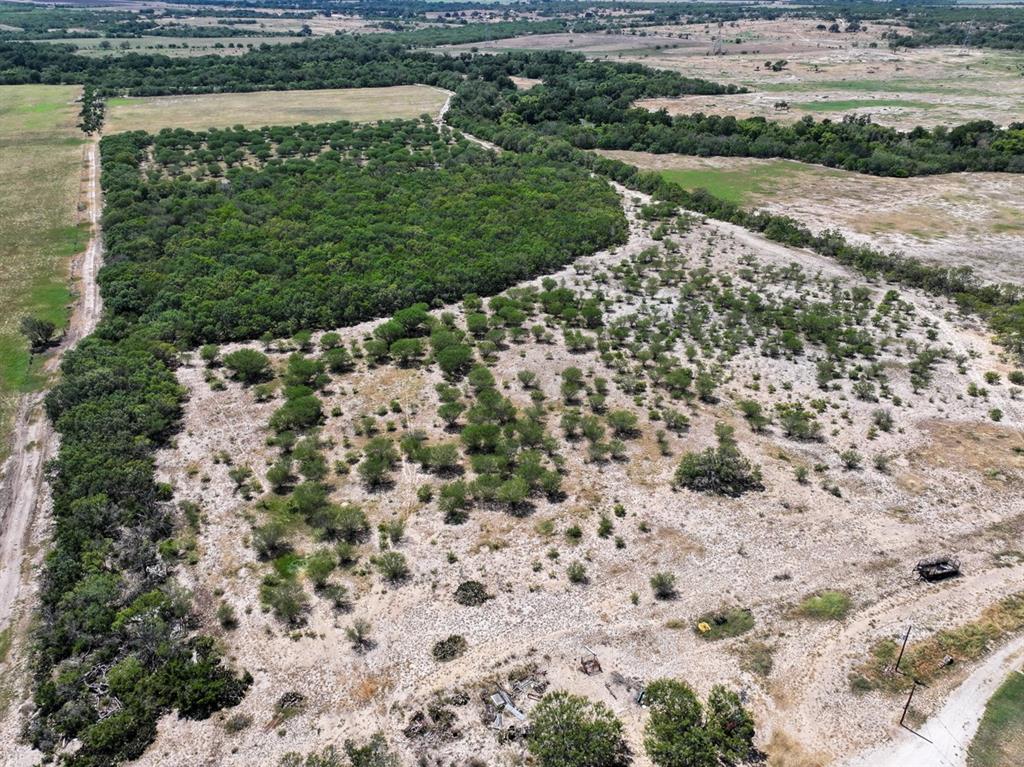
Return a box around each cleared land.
[598,150,1024,285]
[626,21,1024,130]
[445,19,1024,130]
[130,185,1024,767]
[103,86,450,133]
[968,667,1024,767]
[0,85,85,455]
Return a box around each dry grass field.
[103,86,450,134]
[0,85,85,457]
[625,20,1024,131]
[128,184,1024,767]
[598,150,1024,286]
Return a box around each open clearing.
[124,181,1024,767]
[598,150,1024,285]
[0,85,85,457]
[626,21,1024,131]
[448,19,1024,130]
[103,85,450,133]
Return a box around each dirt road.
[0,138,103,631]
[845,633,1024,767]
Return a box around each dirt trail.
[0,138,103,631]
[434,87,501,152]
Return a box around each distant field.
[968,670,1024,767]
[598,149,1024,284]
[104,86,450,133]
[0,85,85,453]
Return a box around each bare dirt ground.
[0,139,103,765]
[597,150,1024,286]
[127,172,1024,767]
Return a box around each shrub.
[650,572,677,600]
[373,551,409,583]
[346,619,373,653]
[528,692,627,767]
[454,580,492,606]
[260,577,309,626]
[567,561,588,584]
[432,634,468,662]
[674,423,763,497]
[223,348,271,384]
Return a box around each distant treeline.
[0,35,738,97]
[0,1,298,40]
[454,72,1024,176]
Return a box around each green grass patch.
[757,79,983,96]
[797,590,852,620]
[272,552,305,579]
[968,670,1024,767]
[0,84,85,457]
[0,626,12,663]
[695,607,755,641]
[850,592,1024,693]
[659,159,822,206]
[793,98,936,113]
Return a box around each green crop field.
[0,85,85,455]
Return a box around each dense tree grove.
[35,336,251,764]
[99,119,626,346]
[454,80,1024,176]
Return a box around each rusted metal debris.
[915,555,961,582]
[579,648,603,676]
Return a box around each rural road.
[0,138,103,631]
[845,633,1024,767]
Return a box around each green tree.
[20,315,57,351]
[223,348,271,384]
[528,691,627,767]
[705,685,755,764]
[643,679,715,767]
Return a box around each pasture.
[0,85,85,453]
[103,85,450,134]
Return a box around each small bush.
[432,634,468,662]
[454,580,492,606]
[650,572,677,600]
[797,591,851,620]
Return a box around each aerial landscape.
[0,1,1022,766]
